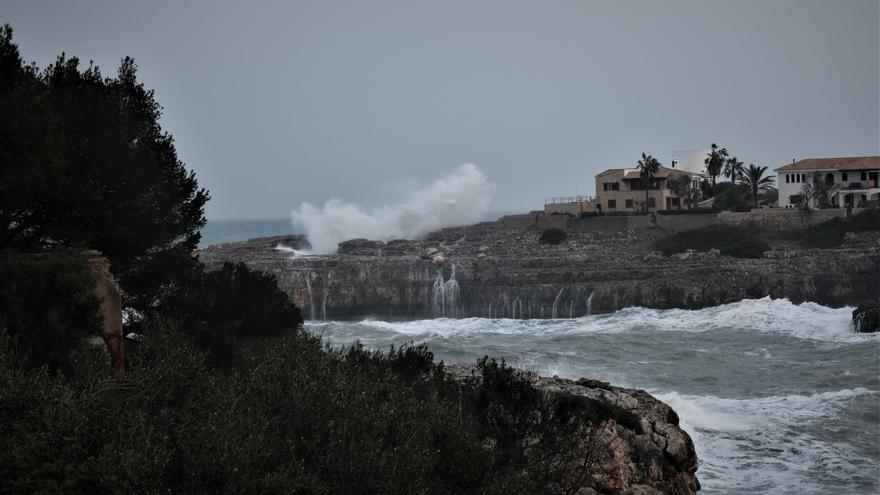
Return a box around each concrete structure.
[775,156,880,209]
[84,251,125,371]
[594,166,704,212]
[544,196,599,215]
[670,149,710,175]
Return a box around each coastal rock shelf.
[197,223,880,320]
[444,364,700,495]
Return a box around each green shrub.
[0,320,610,494]
[0,251,102,372]
[713,184,752,212]
[539,228,567,245]
[795,209,880,248]
[653,225,770,258]
[156,262,303,369]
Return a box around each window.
[785,174,790,183]
[603,182,620,191]
[842,172,848,181]
[607,199,617,209]
[625,199,633,208]
[647,197,655,208]
[861,172,868,181]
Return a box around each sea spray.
[551,287,566,319]
[432,264,460,317]
[302,270,316,320]
[291,163,496,254]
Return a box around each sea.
[309,300,880,494]
[202,218,880,493]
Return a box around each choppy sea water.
[306,297,880,494]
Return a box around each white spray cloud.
[291,163,496,254]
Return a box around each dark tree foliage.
[0,251,102,372]
[0,25,208,311]
[713,183,752,212]
[157,262,304,368]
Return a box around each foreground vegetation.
[0,25,615,493]
[0,301,611,493]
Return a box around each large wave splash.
[291,163,496,254]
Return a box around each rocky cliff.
[442,364,700,495]
[197,222,880,320]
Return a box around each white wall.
[671,149,710,175]
[776,169,877,208]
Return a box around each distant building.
[594,166,704,212]
[544,152,709,215]
[775,156,880,209]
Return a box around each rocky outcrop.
[197,223,880,320]
[444,364,700,495]
[853,304,880,333]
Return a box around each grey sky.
[2,0,878,220]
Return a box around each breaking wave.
[291,163,495,254]
[655,388,879,493]
[317,297,872,344]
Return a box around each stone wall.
[655,213,720,232]
[717,208,848,230]
[505,208,870,235]
[567,215,653,232]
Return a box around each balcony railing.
[843,181,870,190]
[544,195,594,205]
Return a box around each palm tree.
[704,143,728,192]
[742,164,776,206]
[723,156,744,185]
[666,174,692,210]
[637,153,661,212]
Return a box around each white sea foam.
[654,388,878,493]
[315,298,873,344]
[290,163,495,254]
[274,244,309,257]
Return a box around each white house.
[775,156,880,209]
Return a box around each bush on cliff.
[0,251,102,372]
[154,262,304,369]
[539,228,567,245]
[0,323,607,494]
[653,225,770,258]
[795,209,880,248]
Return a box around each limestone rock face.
[444,365,701,495]
[853,304,880,333]
[197,223,880,320]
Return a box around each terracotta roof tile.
[775,156,880,172]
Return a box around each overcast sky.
[2,0,878,219]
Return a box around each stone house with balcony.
[594,166,704,212]
[775,156,880,209]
